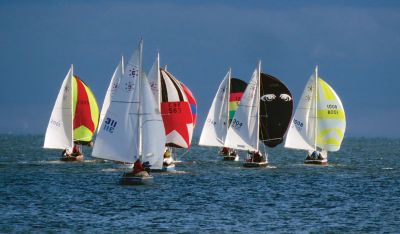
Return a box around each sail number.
[231,119,242,129]
[206,118,216,125]
[293,119,303,130]
[50,119,62,127]
[327,104,339,115]
[168,103,182,114]
[104,118,117,133]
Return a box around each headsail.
[229,78,247,122]
[180,82,197,128]
[224,65,260,151]
[316,78,346,151]
[259,73,293,147]
[43,66,74,150]
[73,76,99,144]
[160,68,194,148]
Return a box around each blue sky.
[1,0,399,137]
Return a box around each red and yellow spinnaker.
[72,76,99,143]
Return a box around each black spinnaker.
[259,73,293,147]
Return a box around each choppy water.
[0,135,399,233]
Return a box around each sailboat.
[198,68,247,161]
[92,40,166,184]
[160,68,196,166]
[147,56,196,171]
[43,65,99,161]
[224,61,293,167]
[284,66,346,165]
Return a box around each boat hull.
[223,155,239,161]
[61,154,84,162]
[304,159,328,166]
[119,174,153,185]
[243,161,268,168]
[151,164,176,172]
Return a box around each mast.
[314,65,318,151]
[70,64,74,148]
[256,61,261,152]
[157,52,161,110]
[121,55,125,75]
[226,68,232,139]
[138,39,143,160]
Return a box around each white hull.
[151,163,176,172]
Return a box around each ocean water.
[0,135,399,233]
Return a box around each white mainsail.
[284,71,317,151]
[198,69,230,147]
[224,64,260,152]
[140,71,166,169]
[98,56,124,133]
[92,41,166,168]
[43,65,74,150]
[147,53,161,111]
[285,66,346,152]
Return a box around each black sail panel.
[259,73,293,147]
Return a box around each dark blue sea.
[1,135,399,233]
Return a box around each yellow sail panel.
[319,78,336,100]
[84,84,100,131]
[317,109,345,120]
[72,76,100,143]
[316,128,345,147]
[316,78,346,151]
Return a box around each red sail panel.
[229,92,244,102]
[73,77,95,133]
[180,82,197,127]
[161,101,193,148]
